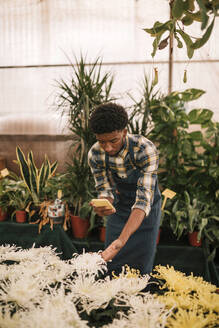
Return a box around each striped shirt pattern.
[88,134,159,216]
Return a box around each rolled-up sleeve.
[132,138,159,217]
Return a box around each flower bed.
[0,245,218,327]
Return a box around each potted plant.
[15,146,58,232]
[63,155,97,239]
[169,191,211,246]
[54,54,115,238]
[7,180,30,223]
[43,172,71,230]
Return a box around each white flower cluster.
[0,245,169,328]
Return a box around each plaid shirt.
[88,134,159,216]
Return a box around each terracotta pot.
[16,210,27,223]
[156,228,161,245]
[99,226,106,243]
[0,208,7,221]
[188,231,202,247]
[70,214,90,239]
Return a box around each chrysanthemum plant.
[0,245,218,327]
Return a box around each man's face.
[96,129,127,156]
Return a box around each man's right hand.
[90,197,116,217]
[101,238,123,261]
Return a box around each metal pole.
[168,0,174,94]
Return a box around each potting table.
[0,221,77,260]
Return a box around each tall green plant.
[129,75,214,195]
[149,89,213,192]
[128,74,160,136]
[128,75,219,254]
[54,54,115,227]
[55,54,116,158]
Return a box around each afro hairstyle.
[89,102,128,134]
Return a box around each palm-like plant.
[128,73,159,136]
[55,54,116,158]
[54,55,115,230]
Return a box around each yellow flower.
[157,292,197,310]
[167,308,218,328]
[198,290,219,313]
[153,265,189,292]
[112,265,142,279]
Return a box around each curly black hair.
[89,102,128,134]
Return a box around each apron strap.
[128,137,137,169]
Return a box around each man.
[88,102,161,276]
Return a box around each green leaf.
[184,191,191,206]
[181,88,205,101]
[185,11,202,22]
[188,0,195,11]
[191,18,215,49]
[209,215,219,222]
[182,140,192,155]
[50,161,58,177]
[182,14,194,26]
[151,32,164,57]
[29,163,38,198]
[189,131,203,141]
[176,29,194,58]
[28,152,38,194]
[28,151,37,177]
[38,164,46,194]
[16,147,31,194]
[172,0,186,19]
[196,0,209,29]
[188,109,213,124]
[174,33,183,48]
[143,20,172,36]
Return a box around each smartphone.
[91,198,115,211]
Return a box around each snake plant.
[16,146,58,205]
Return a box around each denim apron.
[105,138,161,276]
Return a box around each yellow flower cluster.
[153,265,219,328]
[112,264,141,279]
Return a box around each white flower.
[66,273,109,312]
[0,307,22,328]
[0,244,21,262]
[115,275,150,295]
[19,288,89,328]
[0,273,45,308]
[68,250,107,276]
[114,294,170,328]
[0,245,171,328]
[0,264,11,280]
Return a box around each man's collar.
[117,135,129,159]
